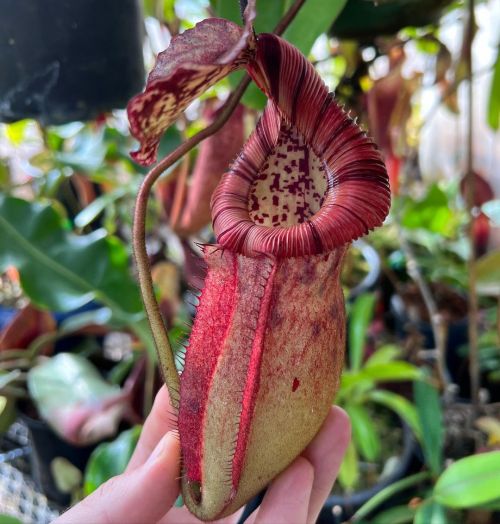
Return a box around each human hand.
[55,386,350,524]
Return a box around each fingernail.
[147,433,171,465]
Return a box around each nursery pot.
[0,0,144,124]
[331,0,453,40]
[317,423,417,523]
[21,411,96,506]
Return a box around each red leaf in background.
[0,303,56,354]
[459,171,494,207]
[178,101,246,235]
[366,46,407,195]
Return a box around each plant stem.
[464,0,480,411]
[399,234,450,390]
[132,0,307,410]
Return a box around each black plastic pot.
[0,0,144,124]
[317,423,418,523]
[331,0,453,40]
[21,412,96,507]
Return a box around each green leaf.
[211,0,285,32]
[370,505,415,524]
[349,293,376,371]
[59,307,114,333]
[55,129,106,172]
[414,500,447,524]
[434,451,500,509]
[74,187,129,229]
[475,498,500,511]
[0,396,16,434]
[283,0,349,55]
[401,184,457,237]
[475,249,500,296]
[368,390,423,442]
[4,120,30,145]
[338,440,359,490]
[352,472,431,522]
[362,362,422,382]
[414,378,443,476]
[487,47,500,130]
[0,195,142,321]
[0,516,23,524]
[346,403,381,461]
[365,344,401,367]
[84,426,141,495]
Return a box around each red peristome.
[127,1,256,166]
[212,34,390,257]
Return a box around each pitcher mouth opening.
[211,106,389,259]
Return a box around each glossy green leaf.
[352,472,431,522]
[475,498,500,511]
[346,403,381,461]
[59,307,114,333]
[434,451,500,508]
[487,47,500,130]
[0,195,142,321]
[84,426,141,495]
[414,500,447,524]
[370,505,415,524]
[368,390,422,441]
[349,293,376,371]
[338,440,359,490]
[283,0,349,55]
[414,378,443,476]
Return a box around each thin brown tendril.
[132,0,306,410]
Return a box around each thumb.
[56,431,181,524]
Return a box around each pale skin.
[55,386,350,524]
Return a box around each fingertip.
[329,405,351,446]
[285,456,315,491]
[146,430,180,467]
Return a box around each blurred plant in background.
[0,0,499,522]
